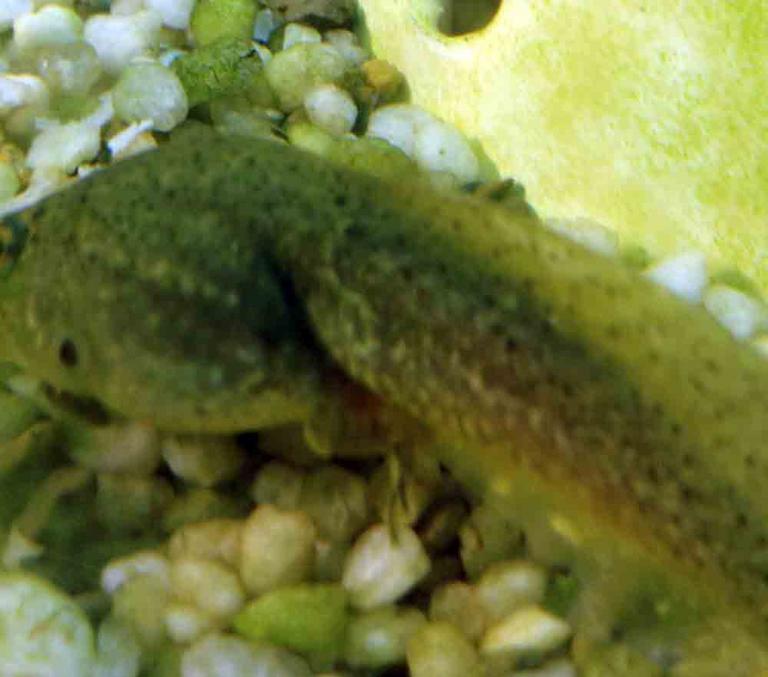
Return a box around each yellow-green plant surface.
[358,0,768,294]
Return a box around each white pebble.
[158,48,186,67]
[253,8,281,43]
[13,5,82,52]
[160,434,243,487]
[344,606,426,669]
[413,119,479,183]
[304,83,357,136]
[110,0,146,15]
[645,251,708,303]
[0,74,49,116]
[101,550,171,595]
[107,120,154,157]
[342,523,430,610]
[703,284,768,341]
[112,61,188,133]
[476,560,548,623]
[0,166,68,217]
[171,557,245,621]
[121,131,157,159]
[82,92,115,128]
[26,120,101,173]
[0,572,95,677]
[70,420,161,475]
[265,42,348,112]
[367,104,436,158]
[252,42,272,65]
[545,217,619,256]
[181,633,312,677]
[164,603,216,645]
[239,504,316,595]
[168,519,244,567]
[94,616,142,677]
[480,605,571,657]
[145,0,195,29]
[283,22,321,50]
[367,104,478,183]
[182,634,260,677]
[36,42,102,96]
[76,163,103,179]
[0,0,32,30]
[324,29,367,66]
[84,10,162,74]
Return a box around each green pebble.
[286,121,336,157]
[190,0,258,47]
[233,583,349,656]
[173,37,275,107]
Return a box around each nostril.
[59,339,79,367]
[438,0,502,36]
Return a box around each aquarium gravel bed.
[0,0,767,676]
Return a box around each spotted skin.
[2,131,768,666]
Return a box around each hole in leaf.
[438,0,502,36]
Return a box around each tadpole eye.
[59,339,79,367]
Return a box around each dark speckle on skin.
[58,338,78,367]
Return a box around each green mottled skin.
[3,131,768,664]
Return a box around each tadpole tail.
[263,141,768,659]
